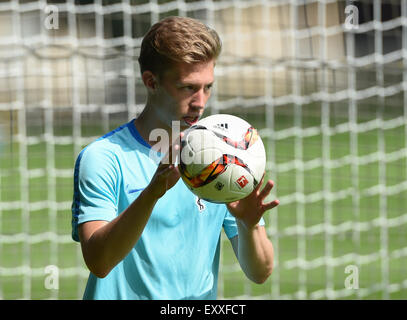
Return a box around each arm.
[79,144,181,278]
[227,176,279,284]
[230,224,274,284]
[79,184,160,278]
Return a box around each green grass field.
[1,106,407,299]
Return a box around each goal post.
[0,0,406,299]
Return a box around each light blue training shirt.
[71,119,263,300]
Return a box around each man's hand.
[226,173,279,283]
[226,173,279,229]
[146,133,183,199]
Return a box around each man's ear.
[142,71,158,92]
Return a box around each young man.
[71,16,279,300]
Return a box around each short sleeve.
[71,144,119,242]
[223,207,266,239]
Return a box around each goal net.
[0,0,406,299]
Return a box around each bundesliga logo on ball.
[178,114,266,203]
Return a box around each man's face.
[153,60,215,130]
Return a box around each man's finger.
[171,131,184,164]
[254,172,265,192]
[162,132,184,165]
[258,180,274,200]
[158,163,178,178]
[261,199,280,212]
[162,141,174,165]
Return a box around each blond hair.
[138,16,222,76]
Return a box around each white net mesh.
[0,0,406,299]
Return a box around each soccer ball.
[178,114,266,203]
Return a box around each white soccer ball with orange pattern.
[178,114,266,203]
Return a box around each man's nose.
[191,88,207,108]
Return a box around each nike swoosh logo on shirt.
[128,188,145,194]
